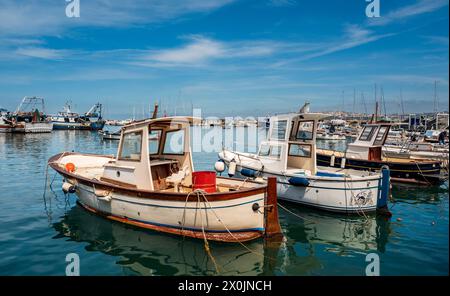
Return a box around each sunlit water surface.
[0,127,448,275]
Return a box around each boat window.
[259,144,270,156]
[163,129,185,155]
[359,126,376,141]
[270,145,282,158]
[289,144,311,158]
[119,131,142,161]
[149,129,162,155]
[296,121,314,141]
[374,126,389,145]
[258,144,282,159]
[270,120,288,140]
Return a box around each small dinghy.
[219,112,392,215]
[99,129,121,141]
[48,116,282,243]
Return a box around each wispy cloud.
[14,47,71,60]
[367,0,449,27]
[0,0,236,37]
[267,0,297,7]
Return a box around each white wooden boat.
[49,116,282,243]
[219,112,392,214]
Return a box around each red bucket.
[192,171,217,193]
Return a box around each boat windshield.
[270,120,288,140]
[119,131,143,161]
[259,144,282,159]
[295,121,314,140]
[359,126,376,141]
[163,129,185,155]
[149,129,162,155]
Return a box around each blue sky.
[0,0,448,118]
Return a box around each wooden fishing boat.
[316,124,446,185]
[219,112,392,214]
[48,116,282,243]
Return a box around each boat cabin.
[101,117,196,191]
[258,113,329,175]
[345,124,391,161]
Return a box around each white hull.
[69,180,266,233]
[13,122,53,133]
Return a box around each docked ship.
[10,97,53,133]
[50,102,106,130]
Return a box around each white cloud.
[367,0,449,27]
[148,37,225,64]
[0,0,236,37]
[14,47,71,60]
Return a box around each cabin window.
[258,144,282,159]
[163,129,185,155]
[374,126,389,145]
[295,121,314,141]
[359,126,376,141]
[149,129,162,154]
[119,131,142,161]
[259,144,270,156]
[270,120,288,140]
[288,144,311,158]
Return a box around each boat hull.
[72,181,266,242]
[12,122,53,133]
[234,169,381,213]
[316,152,443,185]
[52,121,105,130]
[48,153,270,242]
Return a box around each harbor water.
[0,128,448,275]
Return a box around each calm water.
[0,128,448,275]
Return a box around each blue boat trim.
[278,198,377,212]
[276,180,379,191]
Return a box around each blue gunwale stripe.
[277,181,379,191]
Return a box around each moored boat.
[48,116,283,243]
[11,97,53,133]
[50,102,106,130]
[316,123,446,185]
[219,112,392,214]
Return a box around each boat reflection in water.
[53,204,277,276]
[52,200,391,275]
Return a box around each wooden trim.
[99,177,137,189]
